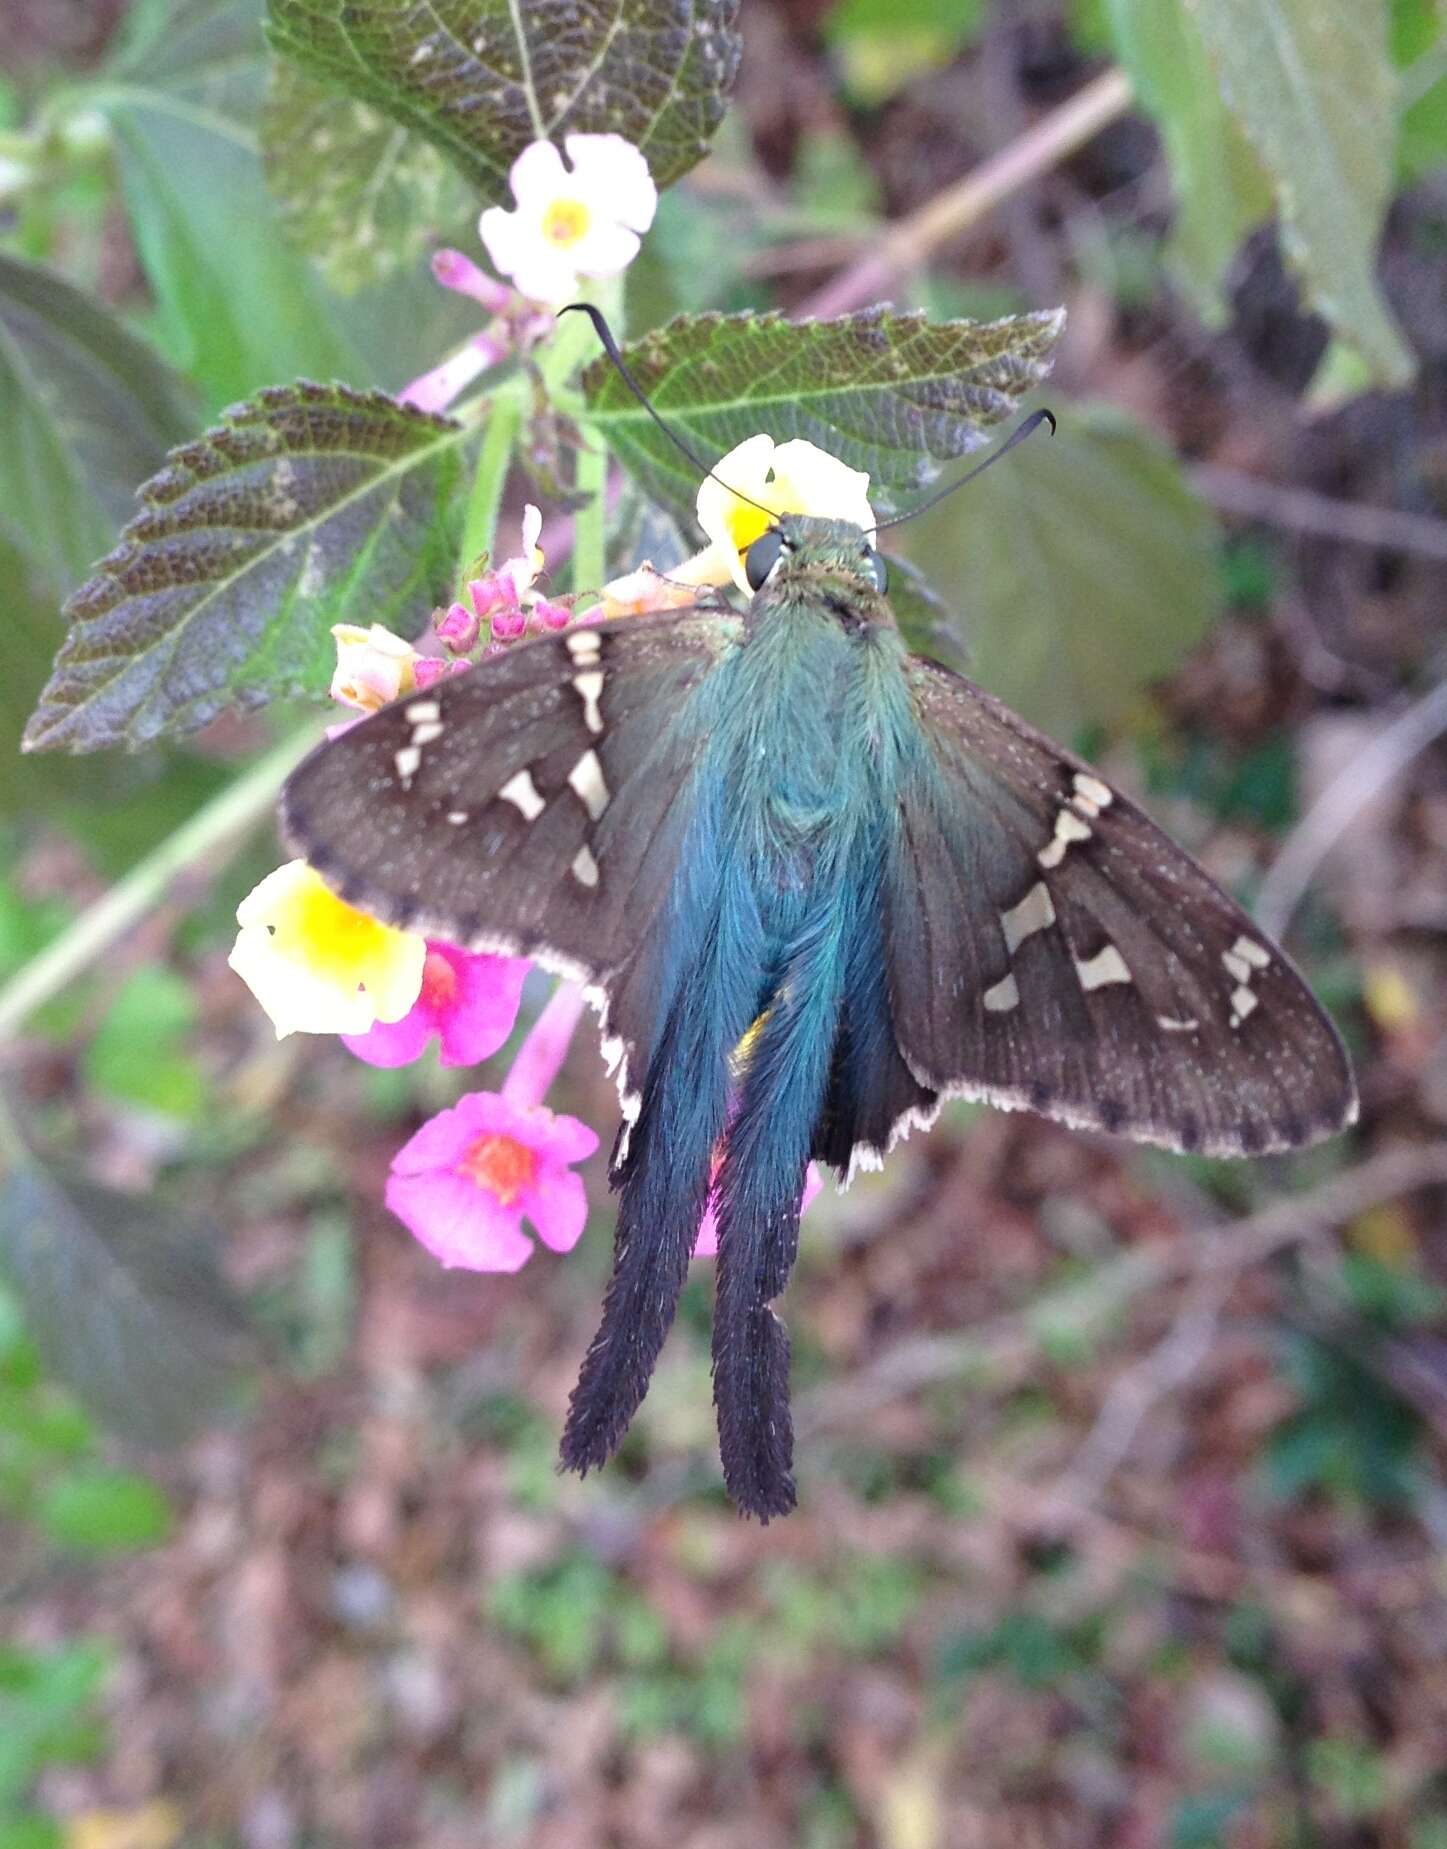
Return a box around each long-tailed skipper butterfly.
[281,315,1356,1521]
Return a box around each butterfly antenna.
[869,407,1057,534]
[561,302,781,521]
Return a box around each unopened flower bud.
[435,600,480,652]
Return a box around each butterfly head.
[743,515,891,625]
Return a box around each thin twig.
[0,727,316,1041]
[799,1143,1447,1434]
[1255,676,1447,941]
[1193,462,1447,565]
[801,67,1134,317]
[1052,1254,1240,1507]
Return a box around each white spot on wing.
[405,700,440,724]
[447,810,469,826]
[983,972,1020,1013]
[573,670,605,735]
[1039,806,1093,869]
[1222,950,1251,984]
[1157,1014,1200,1033]
[394,744,420,788]
[411,721,444,747]
[1230,985,1258,1026]
[571,844,599,887]
[567,748,610,820]
[566,630,602,665]
[498,768,545,821]
[1073,773,1113,810]
[1076,944,1132,991]
[1001,881,1056,954]
[1233,936,1270,969]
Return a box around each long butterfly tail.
[560,860,764,1476]
[711,913,846,1520]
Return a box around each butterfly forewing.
[281,607,744,1111]
[886,655,1357,1158]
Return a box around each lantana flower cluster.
[231,130,866,1280]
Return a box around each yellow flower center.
[726,503,776,572]
[458,1132,538,1206]
[541,197,592,249]
[287,879,402,976]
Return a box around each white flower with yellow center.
[229,861,426,1038]
[479,134,658,306]
[329,623,420,714]
[670,435,876,597]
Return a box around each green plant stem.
[0,726,318,1042]
[571,433,608,596]
[456,390,523,592]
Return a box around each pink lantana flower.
[384,983,594,1271]
[385,1090,598,1272]
[342,942,530,1070]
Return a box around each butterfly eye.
[865,548,889,595]
[744,528,786,592]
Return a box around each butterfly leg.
[712,915,847,1520]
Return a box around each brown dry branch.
[802,67,1135,317]
[799,1141,1447,1435]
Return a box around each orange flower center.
[458,1132,538,1206]
[541,197,592,248]
[420,949,458,1011]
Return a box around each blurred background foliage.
[1,0,1446,1843]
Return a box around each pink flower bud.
[467,573,513,619]
[532,598,572,631]
[413,657,475,690]
[490,605,527,641]
[431,248,512,315]
[434,600,480,652]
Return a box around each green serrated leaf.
[0,253,194,590]
[37,1469,173,1552]
[1104,0,1272,321]
[1187,0,1414,386]
[0,1163,254,1447]
[100,91,366,410]
[583,307,1066,530]
[107,0,268,118]
[23,382,469,754]
[83,0,367,409]
[904,401,1221,739]
[265,0,742,207]
[262,59,475,294]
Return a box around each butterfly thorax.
[708,551,916,931]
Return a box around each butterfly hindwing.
[883,655,1357,1158]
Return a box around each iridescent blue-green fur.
[559,520,921,1517]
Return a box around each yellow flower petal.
[691,433,876,595]
[769,439,874,532]
[695,433,781,594]
[230,861,426,1038]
